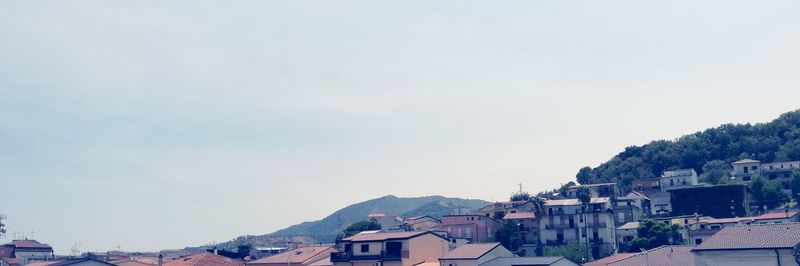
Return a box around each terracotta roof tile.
[164,252,244,266]
[247,245,334,265]
[754,211,798,220]
[605,245,695,266]
[697,217,752,224]
[502,212,535,220]
[693,223,800,251]
[439,243,500,260]
[584,253,636,265]
[617,222,639,230]
[3,240,53,249]
[342,231,431,242]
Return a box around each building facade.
[331,231,450,266]
[539,198,616,259]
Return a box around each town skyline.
[3,0,800,255]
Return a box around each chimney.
[158,254,163,266]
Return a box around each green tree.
[510,191,532,202]
[750,175,788,210]
[543,241,589,263]
[699,160,730,184]
[576,187,592,207]
[791,171,800,203]
[576,167,593,185]
[626,220,683,251]
[342,220,381,237]
[494,221,524,253]
[236,244,252,256]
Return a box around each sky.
[1,0,799,255]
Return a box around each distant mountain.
[269,195,488,241]
[191,195,488,252]
[576,109,800,189]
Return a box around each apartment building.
[539,198,616,259]
[438,215,500,244]
[331,231,450,266]
[660,169,698,191]
[564,183,619,199]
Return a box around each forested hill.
[576,109,800,189]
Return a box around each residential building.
[330,231,451,266]
[648,191,672,216]
[565,183,619,199]
[0,240,55,264]
[479,257,578,266]
[251,247,287,259]
[164,252,244,266]
[247,245,334,266]
[501,212,538,256]
[630,178,661,197]
[612,191,650,226]
[752,210,800,224]
[476,200,537,220]
[668,184,749,218]
[691,223,800,266]
[0,258,21,266]
[438,243,512,266]
[539,198,616,259]
[688,210,800,245]
[596,245,695,266]
[730,159,800,187]
[438,215,500,244]
[615,222,638,249]
[402,216,441,231]
[660,169,698,191]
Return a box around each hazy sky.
[1,0,799,254]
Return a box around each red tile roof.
[1,258,22,265]
[0,246,14,258]
[754,211,798,220]
[502,212,535,220]
[604,245,695,266]
[693,223,800,251]
[163,252,244,266]
[697,217,752,224]
[247,245,334,265]
[583,253,636,265]
[439,243,501,260]
[3,240,53,249]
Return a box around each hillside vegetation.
[576,110,800,189]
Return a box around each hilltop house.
[691,223,800,266]
[438,215,501,244]
[330,231,450,266]
[475,200,537,220]
[612,191,650,226]
[564,183,619,199]
[660,169,698,191]
[0,240,55,264]
[539,198,616,259]
[247,245,335,266]
[368,213,403,231]
[402,216,441,231]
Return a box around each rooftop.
[603,245,695,266]
[480,256,571,266]
[502,212,535,220]
[693,223,800,251]
[617,222,639,230]
[439,243,501,260]
[583,253,636,266]
[732,159,761,164]
[164,252,244,266]
[544,197,609,206]
[568,183,617,189]
[2,239,53,249]
[342,231,439,242]
[247,245,333,265]
[754,211,798,220]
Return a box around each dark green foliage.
[576,187,592,206]
[750,175,789,210]
[791,171,800,203]
[236,244,252,256]
[494,221,524,252]
[576,167,592,185]
[576,110,800,190]
[342,220,381,237]
[543,241,589,263]
[626,220,683,251]
[670,185,748,218]
[510,191,532,202]
[699,160,730,184]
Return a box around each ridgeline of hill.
[576,109,800,189]
[189,195,488,252]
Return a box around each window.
[744,167,749,174]
[670,179,674,186]
[360,244,369,253]
[695,239,702,245]
[752,166,758,170]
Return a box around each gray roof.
[480,256,577,266]
[604,245,695,266]
[693,223,800,251]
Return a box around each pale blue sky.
[1,0,799,254]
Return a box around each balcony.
[381,250,409,261]
[589,222,607,228]
[544,224,573,230]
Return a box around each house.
[730,159,800,184]
[330,231,450,266]
[403,216,441,231]
[691,223,800,266]
[752,210,800,224]
[687,211,799,245]
[596,245,695,266]
[612,191,650,226]
[164,252,244,266]
[475,200,537,220]
[631,178,661,197]
[565,183,619,199]
[540,198,616,259]
[246,245,334,266]
[0,240,55,264]
[660,169,698,191]
[251,247,287,259]
[438,243,512,266]
[109,258,156,266]
[480,257,578,266]
[438,215,501,244]
[615,222,638,249]
[501,212,539,256]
